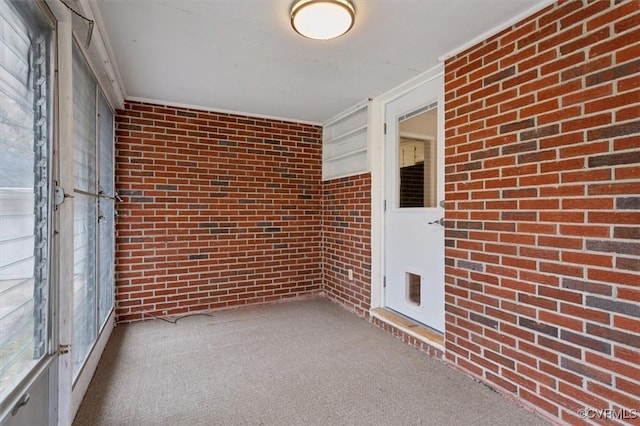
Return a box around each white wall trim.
[127,96,323,126]
[438,0,556,61]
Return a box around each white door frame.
[369,63,444,313]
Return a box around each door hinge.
[383,276,386,288]
[384,200,387,211]
[58,343,71,355]
[384,123,387,135]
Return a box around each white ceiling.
[95,0,543,124]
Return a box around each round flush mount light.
[291,0,355,40]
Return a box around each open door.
[384,74,445,332]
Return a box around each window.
[98,95,115,328]
[397,103,438,208]
[72,44,115,380]
[0,0,52,403]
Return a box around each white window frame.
[41,0,123,422]
[67,39,116,419]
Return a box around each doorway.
[384,74,444,333]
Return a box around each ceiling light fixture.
[290,0,355,40]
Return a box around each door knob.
[11,393,30,415]
[428,217,444,226]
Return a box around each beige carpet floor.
[74,298,549,426]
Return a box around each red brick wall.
[115,101,322,322]
[322,173,447,359]
[322,174,372,316]
[444,1,639,423]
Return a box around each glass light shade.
[291,0,355,40]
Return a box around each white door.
[384,74,445,332]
